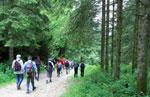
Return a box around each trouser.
[66,67,69,74]
[26,73,35,92]
[81,68,84,77]
[37,66,40,80]
[16,74,23,89]
[57,68,61,77]
[74,68,78,78]
[46,71,52,83]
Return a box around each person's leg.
[16,74,19,89]
[49,72,52,82]
[31,74,36,91]
[38,67,40,80]
[58,68,61,77]
[46,71,49,84]
[57,69,59,77]
[81,69,83,77]
[36,66,40,81]
[83,69,84,77]
[74,68,77,78]
[26,76,30,93]
[18,74,24,89]
[76,68,78,77]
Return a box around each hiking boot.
[33,87,36,91]
[26,90,29,94]
[46,80,49,84]
[50,79,52,82]
[17,86,21,90]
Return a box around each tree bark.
[132,0,139,73]
[101,0,106,70]
[105,0,110,71]
[9,47,14,63]
[114,0,123,80]
[111,0,115,69]
[137,0,150,95]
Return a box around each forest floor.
[0,69,73,97]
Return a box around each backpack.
[26,62,33,74]
[74,63,78,69]
[14,61,21,72]
[65,62,69,67]
[47,61,53,71]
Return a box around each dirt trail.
[0,70,73,97]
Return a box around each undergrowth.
[62,65,150,97]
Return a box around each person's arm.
[23,62,27,73]
[20,60,24,70]
[12,60,15,69]
[33,62,37,73]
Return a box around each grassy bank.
[62,65,150,97]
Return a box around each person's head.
[48,58,52,62]
[28,56,32,60]
[16,54,21,61]
[37,56,40,60]
[27,56,32,63]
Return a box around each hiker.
[65,60,70,74]
[59,57,65,69]
[56,61,62,77]
[45,58,54,83]
[80,62,85,77]
[34,56,41,81]
[74,62,79,78]
[12,54,24,90]
[24,56,37,94]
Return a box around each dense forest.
[0,0,150,96]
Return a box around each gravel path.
[0,70,73,97]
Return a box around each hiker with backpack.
[34,56,41,81]
[45,58,54,83]
[12,54,24,90]
[24,56,37,94]
[74,62,79,78]
[80,62,85,77]
[56,61,62,77]
[65,60,70,74]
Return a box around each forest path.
[0,69,73,97]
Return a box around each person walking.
[56,61,62,77]
[65,60,69,74]
[74,62,79,78]
[45,58,54,83]
[24,56,37,94]
[80,62,85,77]
[34,56,41,81]
[12,54,24,90]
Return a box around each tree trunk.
[111,0,115,69]
[114,0,123,80]
[132,0,139,73]
[101,0,106,70]
[105,0,110,71]
[9,47,14,63]
[137,0,150,95]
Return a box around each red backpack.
[14,61,21,72]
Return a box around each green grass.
[62,65,150,97]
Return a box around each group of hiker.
[12,54,85,94]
